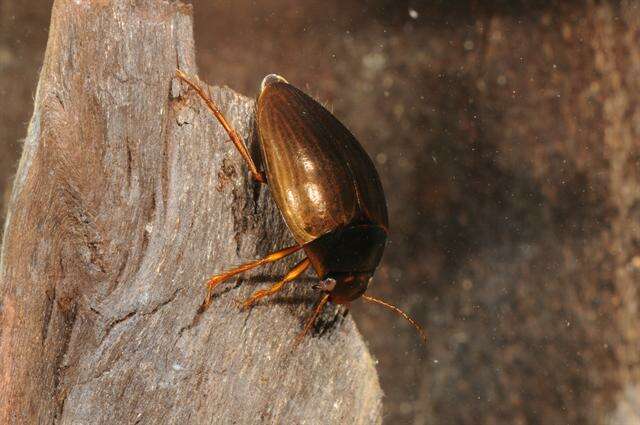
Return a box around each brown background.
[2,1,639,424]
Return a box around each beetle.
[176,70,426,344]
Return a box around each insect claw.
[200,289,212,310]
[234,298,250,310]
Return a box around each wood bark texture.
[0,1,382,424]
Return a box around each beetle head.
[313,272,372,305]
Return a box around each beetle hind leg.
[240,258,310,310]
[203,244,302,307]
[175,69,266,184]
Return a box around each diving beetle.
[175,70,426,343]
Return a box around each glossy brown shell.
[256,77,388,245]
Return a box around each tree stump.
[0,1,382,423]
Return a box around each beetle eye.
[313,277,337,292]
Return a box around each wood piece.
[0,1,382,423]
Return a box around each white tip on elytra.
[260,74,289,92]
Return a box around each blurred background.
[2,1,639,423]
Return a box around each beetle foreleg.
[240,258,310,310]
[294,293,330,347]
[203,244,303,307]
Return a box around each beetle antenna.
[294,293,330,347]
[361,295,427,345]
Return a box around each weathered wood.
[0,1,382,423]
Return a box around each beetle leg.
[175,69,267,184]
[240,258,310,310]
[294,293,330,346]
[203,244,302,307]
